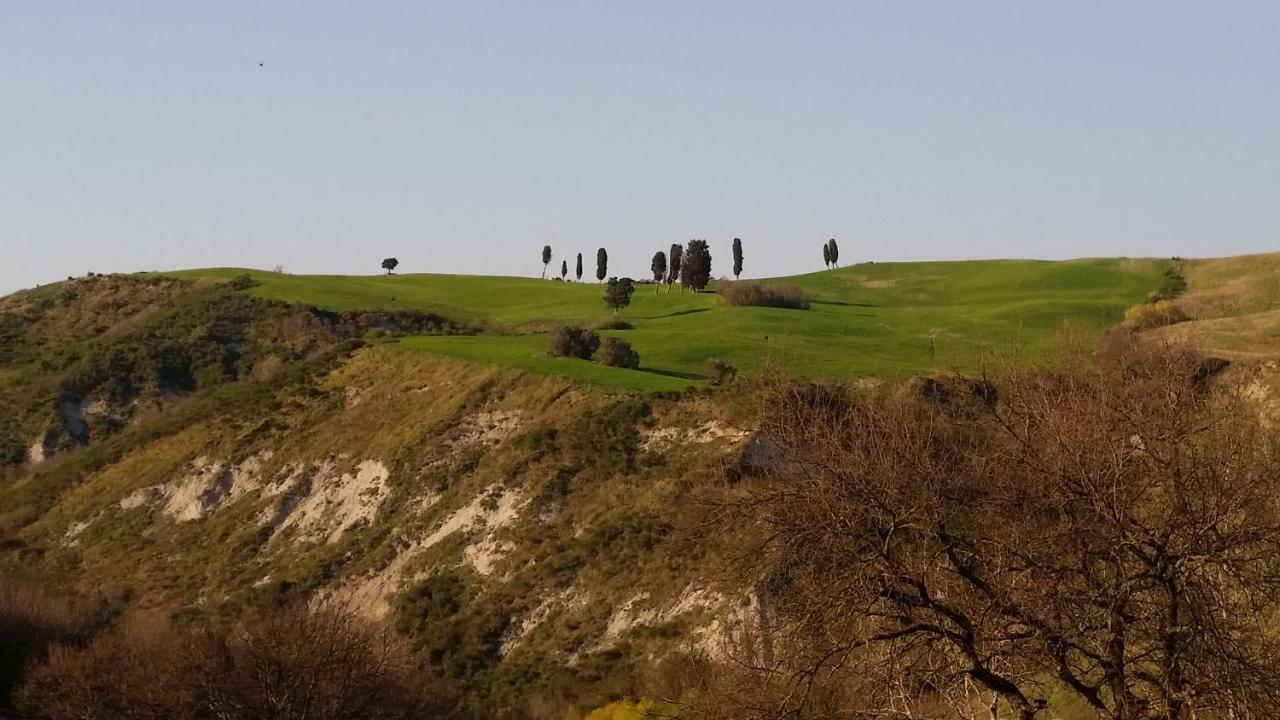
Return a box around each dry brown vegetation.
[0,579,109,708]
[14,601,465,720]
[1122,300,1188,330]
[718,281,812,310]
[694,338,1280,719]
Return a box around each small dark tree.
[731,237,743,279]
[560,260,568,281]
[598,337,640,369]
[826,238,839,268]
[822,242,831,269]
[651,251,667,293]
[680,239,712,292]
[667,244,683,293]
[575,253,583,282]
[595,248,608,283]
[541,245,552,279]
[603,277,635,315]
[381,257,399,274]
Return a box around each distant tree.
[561,260,568,281]
[680,240,712,292]
[575,253,583,282]
[651,251,667,293]
[541,245,552,279]
[827,238,839,268]
[731,237,744,279]
[822,242,831,269]
[381,257,399,274]
[596,248,608,283]
[603,277,636,315]
[667,244,683,293]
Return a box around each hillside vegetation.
[171,257,1170,388]
[5,253,1280,718]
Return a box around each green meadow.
[169,258,1168,390]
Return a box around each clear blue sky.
[3,2,1278,294]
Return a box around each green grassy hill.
[170,258,1170,390]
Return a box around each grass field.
[168,258,1170,390]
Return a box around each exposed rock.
[641,420,749,453]
[266,459,391,545]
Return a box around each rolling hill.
[168,257,1171,390]
[4,251,1279,717]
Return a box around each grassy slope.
[1153,252,1280,358]
[168,258,1169,388]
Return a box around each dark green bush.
[598,337,640,369]
[547,326,600,360]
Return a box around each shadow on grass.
[638,367,705,381]
[644,308,712,320]
[812,299,880,308]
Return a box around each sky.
[2,2,1278,294]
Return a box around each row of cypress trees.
[539,236,841,286]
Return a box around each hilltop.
[169,257,1170,390]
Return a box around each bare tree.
[703,339,1280,719]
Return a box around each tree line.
[379,236,843,280]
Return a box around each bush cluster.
[548,327,641,369]
[718,280,811,310]
[15,602,463,720]
[1124,300,1189,330]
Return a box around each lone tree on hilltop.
[651,251,667,293]
[822,242,831,269]
[826,237,839,268]
[680,239,712,292]
[732,237,744,279]
[560,259,568,280]
[595,248,608,283]
[603,277,635,315]
[541,245,552,278]
[575,253,583,282]
[667,243,683,293]
[381,257,399,274]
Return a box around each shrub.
[547,326,600,360]
[0,580,107,707]
[705,358,737,386]
[1123,300,1189,330]
[598,337,640,369]
[718,280,811,310]
[17,603,459,720]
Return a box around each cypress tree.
[596,248,608,283]
[651,251,667,293]
[680,239,712,292]
[575,253,583,282]
[822,242,831,269]
[560,260,568,280]
[732,237,744,279]
[667,244,683,293]
[541,245,552,278]
[827,238,839,268]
